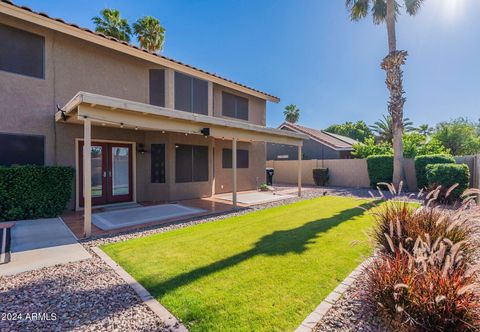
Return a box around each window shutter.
[222,92,236,118]
[175,72,192,113]
[222,149,249,168]
[193,146,209,181]
[149,69,165,107]
[175,145,193,183]
[193,77,208,115]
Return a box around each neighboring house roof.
[0,0,279,103]
[278,122,358,151]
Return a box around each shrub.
[0,166,74,221]
[366,155,393,188]
[365,188,480,331]
[414,154,455,189]
[426,163,470,202]
[312,168,329,186]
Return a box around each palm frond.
[345,0,370,21]
[372,0,387,24]
[404,0,425,15]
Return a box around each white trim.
[75,138,137,211]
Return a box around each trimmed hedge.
[366,155,393,188]
[312,168,329,186]
[426,163,470,202]
[0,166,74,221]
[414,154,455,189]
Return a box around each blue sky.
[20,0,480,128]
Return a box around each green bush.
[312,168,329,186]
[425,163,470,202]
[414,154,455,189]
[0,166,74,221]
[366,155,393,188]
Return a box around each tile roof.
[279,122,358,150]
[0,0,279,102]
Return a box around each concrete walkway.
[0,218,90,276]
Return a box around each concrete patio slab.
[216,191,296,205]
[92,204,206,231]
[0,218,90,277]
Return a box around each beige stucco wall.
[0,16,269,209]
[214,140,266,193]
[267,159,371,188]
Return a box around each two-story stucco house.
[0,1,305,235]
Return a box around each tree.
[402,132,449,158]
[133,16,166,53]
[370,114,415,143]
[417,124,434,136]
[433,118,480,155]
[352,137,393,158]
[325,120,373,143]
[346,0,426,187]
[283,104,300,123]
[92,9,132,42]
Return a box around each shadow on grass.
[147,201,376,297]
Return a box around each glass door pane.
[111,147,130,196]
[91,146,104,198]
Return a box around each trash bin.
[0,222,15,264]
[266,168,274,186]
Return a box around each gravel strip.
[0,251,165,331]
[313,278,391,332]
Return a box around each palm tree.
[92,9,131,42]
[346,0,426,187]
[283,104,300,123]
[133,16,166,53]
[417,124,433,136]
[370,115,415,143]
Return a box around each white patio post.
[83,117,92,238]
[298,144,302,197]
[232,137,237,208]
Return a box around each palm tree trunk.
[384,0,406,189]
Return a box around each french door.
[79,141,133,206]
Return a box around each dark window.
[222,92,248,120]
[0,133,45,166]
[149,69,165,107]
[175,144,209,183]
[222,149,249,168]
[174,72,208,115]
[0,24,44,79]
[150,144,166,183]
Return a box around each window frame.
[0,24,45,79]
[175,144,209,183]
[222,148,249,169]
[174,72,208,115]
[0,132,46,166]
[221,91,249,121]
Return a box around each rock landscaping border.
[92,247,187,332]
[295,258,373,332]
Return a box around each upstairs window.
[149,69,165,107]
[222,149,249,168]
[174,72,208,115]
[0,24,44,79]
[222,92,248,121]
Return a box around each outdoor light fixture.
[120,123,124,128]
[200,128,210,136]
[137,143,148,154]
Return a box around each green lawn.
[102,196,376,331]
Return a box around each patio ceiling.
[55,92,307,145]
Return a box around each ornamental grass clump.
[364,184,480,331]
